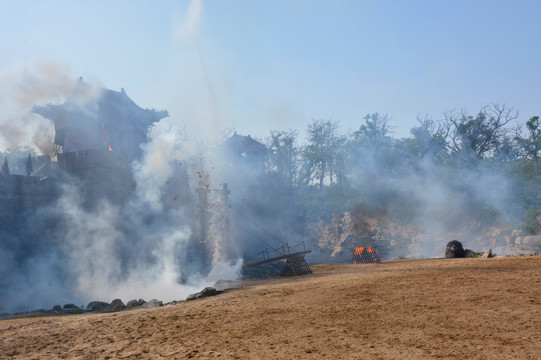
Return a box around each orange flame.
[108,146,112,152]
[353,245,378,264]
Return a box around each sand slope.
[1,256,540,359]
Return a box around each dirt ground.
[1,256,540,359]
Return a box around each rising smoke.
[0,61,243,314]
[0,61,102,155]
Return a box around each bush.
[524,206,539,234]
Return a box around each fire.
[352,246,380,264]
[352,246,375,255]
[108,146,112,151]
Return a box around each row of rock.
[52,287,222,313]
[51,298,164,314]
[0,287,222,320]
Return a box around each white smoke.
[132,131,179,212]
[0,60,101,154]
[0,58,245,312]
[173,0,204,42]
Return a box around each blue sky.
[1,0,540,147]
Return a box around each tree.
[516,116,541,164]
[352,113,393,148]
[301,120,346,189]
[400,115,448,162]
[345,113,397,179]
[266,130,300,189]
[443,104,518,162]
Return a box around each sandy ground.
[1,256,540,359]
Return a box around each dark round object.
[445,240,465,258]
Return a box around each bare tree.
[443,104,518,161]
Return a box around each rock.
[141,299,163,308]
[511,229,524,237]
[52,305,62,312]
[126,299,139,309]
[445,240,465,258]
[137,299,146,306]
[464,249,477,258]
[199,287,218,297]
[86,301,109,312]
[108,299,126,312]
[166,300,184,306]
[186,287,220,301]
[62,304,82,314]
[481,249,492,258]
[522,236,541,245]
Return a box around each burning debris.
[352,246,381,264]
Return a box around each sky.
[1,0,540,148]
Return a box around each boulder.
[86,301,109,312]
[141,299,163,308]
[62,304,82,314]
[445,240,465,258]
[108,299,126,312]
[137,299,147,306]
[186,287,219,301]
[522,236,541,245]
[464,249,477,258]
[200,287,218,297]
[126,299,139,309]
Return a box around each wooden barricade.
[280,253,312,276]
[352,246,381,264]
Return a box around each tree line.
[263,104,541,233]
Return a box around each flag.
[26,154,33,176]
[1,156,9,175]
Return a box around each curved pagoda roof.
[33,83,168,130]
[32,81,168,154]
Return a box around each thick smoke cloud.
[337,138,516,258]
[0,61,102,155]
[0,62,243,314]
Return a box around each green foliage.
[516,116,541,163]
[266,130,300,189]
[444,105,518,162]
[262,106,541,235]
[524,206,539,234]
[296,183,357,222]
[302,120,346,189]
